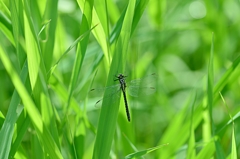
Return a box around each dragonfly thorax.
[116,74,127,89]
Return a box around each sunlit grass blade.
[219,93,237,159]
[41,0,58,72]
[66,0,94,115]
[9,0,25,66]
[196,137,216,159]
[125,144,169,159]
[9,110,30,158]
[0,10,14,45]
[48,24,98,77]
[207,33,225,158]
[23,0,60,151]
[207,34,214,135]
[93,0,136,158]
[0,61,27,159]
[187,91,197,159]
[77,0,110,65]
[230,127,237,159]
[158,97,203,158]
[0,44,63,158]
[110,0,149,44]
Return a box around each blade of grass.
[92,0,136,158]
[66,0,94,114]
[158,96,203,158]
[125,144,169,159]
[186,91,197,159]
[48,24,98,77]
[207,33,225,158]
[23,0,60,151]
[0,11,15,46]
[0,43,63,159]
[0,61,27,159]
[109,0,149,44]
[196,137,216,159]
[219,93,237,159]
[9,110,30,158]
[42,0,58,72]
[9,0,26,67]
[77,0,111,66]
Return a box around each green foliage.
[0,0,240,158]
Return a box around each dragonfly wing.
[90,84,121,108]
[127,73,157,97]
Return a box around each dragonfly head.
[116,74,127,79]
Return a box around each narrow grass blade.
[66,0,94,114]
[219,93,237,159]
[187,91,197,159]
[49,24,98,77]
[0,61,27,159]
[125,144,169,159]
[23,0,60,152]
[0,10,14,45]
[92,0,136,158]
[196,137,216,159]
[207,33,225,158]
[0,44,63,158]
[9,111,30,158]
[207,34,214,135]
[77,0,111,65]
[41,0,58,72]
[110,0,149,44]
[158,97,203,158]
[9,0,26,66]
[231,127,237,159]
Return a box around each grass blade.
[0,44,63,158]
[93,0,136,158]
[125,144,169,159]
[0,61,27,159]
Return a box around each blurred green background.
[1,0,240,158]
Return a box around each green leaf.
[92,0,136,158]
[125,144,169,159]
[0,42,63,159]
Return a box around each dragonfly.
[90,73,157,122]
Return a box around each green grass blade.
[92,0,136,158]
[66,0,94,113]
[77,0,111,66]
[0,11,15,46]
[0,44,63,158]
[231,126,237,159]
[196,137,216,159]
[42,0,58,72]
[125,144,169,159]
[186,91,197,159]
[219,93,237,159]
[49,24,98,77]
[207,34,214,135]
[9,0,26,67]
[109,0,149,44]
[9,111,30,158]
[158,98,203,158]
[0,61,27,159]
[23,0,60,151]
[207,33,225,158]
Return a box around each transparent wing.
[127,73,157,97]
[90,84,121,108]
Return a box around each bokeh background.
[1,0,240,158]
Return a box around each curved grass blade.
[48,24,98,77]
[0,43,63,159]
[125,144,169,159]
[93,0,136,157]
